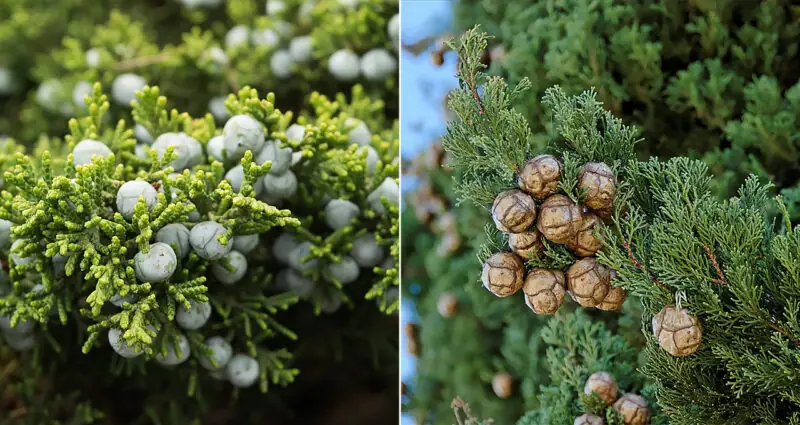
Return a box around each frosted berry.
[578,162,616,216]
[481,252,525,297]
[255,141,293,175]
[208,96,229,122]
[0,67,14,95]
[205,46,229,68]
[232,234,259,254]
[537,194,582,244]
[285,269,315,297]
[523,268,566,314]
[272,232,299,264]
[569,213,603,257]
[225,25,250,49]
[252,28,279,48]
[492,372,513,399]
[226,354,260,388]
[652,304,702,356]
[176,300,212,330]
[346,118,372,146]
[0,316,34,337]
[111,73,146,106]
[368,177,399,214]
[387,14,399,49]
[198,336,233,370]
[108,328,143,358]
[155,333,191,366]
[262,171,298,199]
[437,292,458,317]
[269,49,294,79]
[612,393,650,425]
[285,123,305,142]
[518,154,561,199]
[73,139,112,166]
[207,135,225,162]
[289,242,319,273]
[134,242,178,283]
[364,146,379,174]
[360,48,397,81]
[72,81,93,108]
[574,413,604,425]
[265,0,285,14]
[325,199,360,230]
[5,333,36,352]
[134,124,154,144]
[190,221,233,261]
[491,189,537,233]
[155,223,191,259]
[109,294,136,307]
[85,48,101,67]
[508,229,542,260]
[10,239,33,265]
[326,255,360,284]
[584,371,619,405]
[212,251,249,284]
[566,258,611,307]
[36,79,72,115]
[350,233,384,267]
[0,219,11,249]
[320,293,344,314]
[289,36,313,63]
[116,180,158,220]
[225,164,263,195]
[223,115,266,160]
[328,49,360,81]
[152,132,199,171]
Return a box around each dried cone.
[569,213,603,257]
[491,372,513,399]
[424,144,445,169]
[583,371,619,405]
[578,162,616,216]
[490,45,507,63]
[508,229,543,260]
[481,252,525,297]
[437,292,458,317]
[403,322,419,339]
[430,50,444,66]
[537,194,583,244]
[652,304,702,356]
[597,285,626,311]
[436,232,461,257]
[612,393,650,425]
[522,268,566,315]
[406,338,420,357]
[518,154,562,199]
[566,258,611,307]
[574,413,605,425]
[434,211,457,234]
[491,189,537,233]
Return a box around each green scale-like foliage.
[451,0,800,219]
[0,82,398,424]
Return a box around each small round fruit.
[612,393,650,425]
[518,155,561,199]
[272,232,299,264]
[72,81,93,108]
[111,73,146,106]
[289,36,313,63]
[387,14,399,48]
[508,230,542,260]
[86,48,101,67]
[232,234,259,254]
[574,413,604,425]
[134,243,178,283]
[437,292,458,317]
[189,221,233,261]
[155,333,191,366]
[350,233,384,267]
[109,294,136,307]
[207,135,225,162]
[285,269,315,297]
[108,328,143,358]
[597,285,626,311]
[176,300,212,330]
[211,251,249,284]
[363,146,379,174]
[225,25,250,49]
[491,189,537,233]
[10,239,33,265]
[652,305,702,357]
[523,268,566,314]
[492,372,513,399]
[151,132,198,171]
[0,219,12,249]
[155,223,191,259]
[226,354,260,388]
[134,124,154,144]
[578,162,616,216]
[320,293,343,314]
[73,139,112,166]
[328,49,360,81]
[208,96,229,122]
[225,164,263,195]
[198,336,233,370]
[289,242,319,273]
[569,213,603,257]
[117,180,158,220]
[566,258,611,307]
[584,371,619,405]
[537,194,583,244]
[252,28,279,48]
[346,118,371,146]
[368,178,399,214]
[481,252,525,297]
[255,141,293,175]
[325,199,360,230]
[223,115,266,160]
[360,48,397,81]
[5,333,36,352]
[262,171,298,199]
[285,124,305,142]
[326,256,360,284]
[0,316,34,337]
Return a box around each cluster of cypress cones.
[577,372,650,425]
[481,155,625,314]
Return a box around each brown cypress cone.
[434,211,457,234]
[424,143,445,169]
[508,229,543,260]
[436,232,461,257]
[597,271,626,311]
[583,371,619,405]
[523,268,566,314]
[430,49,445,66]
[437,292,459,317]
[481,252,525,297]
[491,372,513,399]
[518,154,562,199]
[578,162,616,216]
[414,204,433,224]
[574,413,605,425]
[569,212,603,257]
[612,394,650,425]
[491,189,537,233]
[490,45,507,63]
[537,194,583,244]
[566,257,611,307]
[652,304,702,356]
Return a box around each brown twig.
[766,321,800,346]
[702,244,728,285]
[623,241,670,291]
